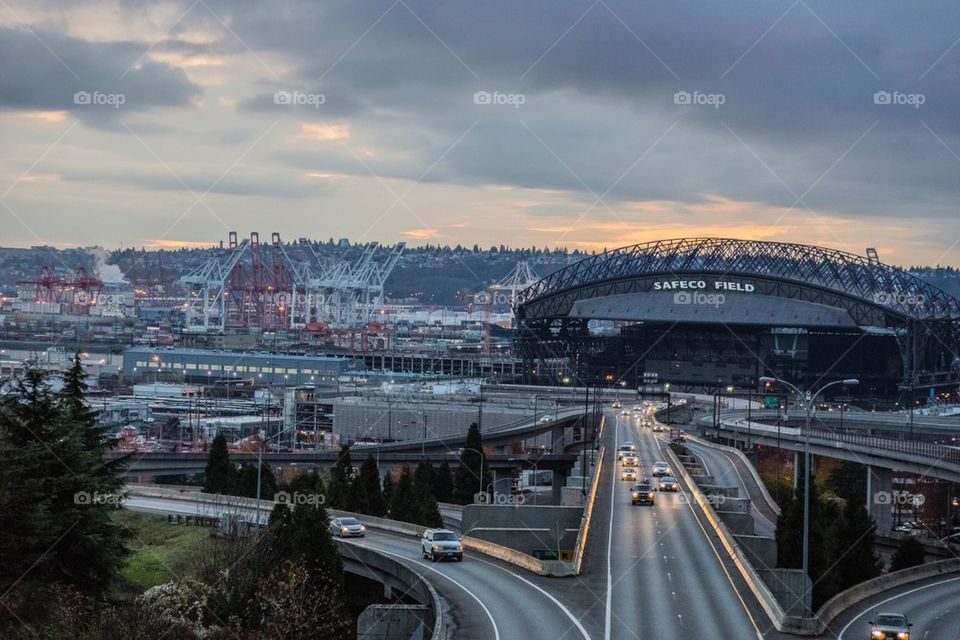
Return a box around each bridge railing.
[805,426,960,465]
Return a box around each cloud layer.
[1,0,959,266]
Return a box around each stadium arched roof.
[516,238,960,324]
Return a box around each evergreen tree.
[0,364,129,600]
[389,466,417,522]
[382,472,395,512]
[53,358,130,593]
[347,474,370,514]
[203,432,233,494]
[453,423,489,504]
[890,536,926,571]
[358,455,385,517]
[826,460,867,505]
[232,462,277,500]
[433,459,454,504]
[325,445,354,509]
[831,500,883,590]
[413,461,443,528]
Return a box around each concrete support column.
[551,425,565,453]
[552,468,568,505]
[866,465,893,534]
[792,451,800,489]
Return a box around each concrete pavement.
[829,573,960,639]
[684,438,779,537]
[548,409,784,639]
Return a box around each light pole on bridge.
[759,375,859,582]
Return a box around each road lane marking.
[604,415,618,640]
[471,556,591,640]
[837,575,960,640]
[654,437,766,640]
[349,542,501,640]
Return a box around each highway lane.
[830,573,960,639]
[553,408,787,640]
[124,494,590,640]
[683,438,779,537]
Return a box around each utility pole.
[582,383,589,497]
[760,375,858,584]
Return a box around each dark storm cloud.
[0,25,200,127]
[193,0,960,219]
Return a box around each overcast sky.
[2,0,959,266]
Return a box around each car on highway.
[658,476,679,492]
[612,401,622,409]
[651,422,664,432]
[617,445,634,460]
[621,467,638,482]
[329,516,365,538]
[868,612,912,640]
[671,430,687,443]
[631,481,655,506]
[619,409,630,416]
[421,528,464,562]
[652,461,671,477]
[622,453,639,467]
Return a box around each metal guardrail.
[711,412,960,466]
[804,426,960,464]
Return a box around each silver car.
[329,516,365,538]
[868,612,912,640]
[421,528,463,562]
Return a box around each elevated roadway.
[548,409,783,639]
[124,492,591,640]
[682,436,779,538]
[706,414,960,483]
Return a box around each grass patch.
[111,510,209,593]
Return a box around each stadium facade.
[515,238,960,400]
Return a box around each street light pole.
[760,375,858,582]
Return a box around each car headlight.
[648,492,655,498]
[360,525,365,531]
[897,633,909,640]
[871,631,884,640]
[433,544,441,550]
[341,527,348,532]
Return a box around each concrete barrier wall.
[460,504,581,557]
[664,447,791,631]
[757,569,812,618]
[717,510,755,535]
[337,541,446,640]
[735,534,777,569]
[687,434,782,516]
[815,558,960,632]
[572,444,605,576]
[126,485,546,575]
